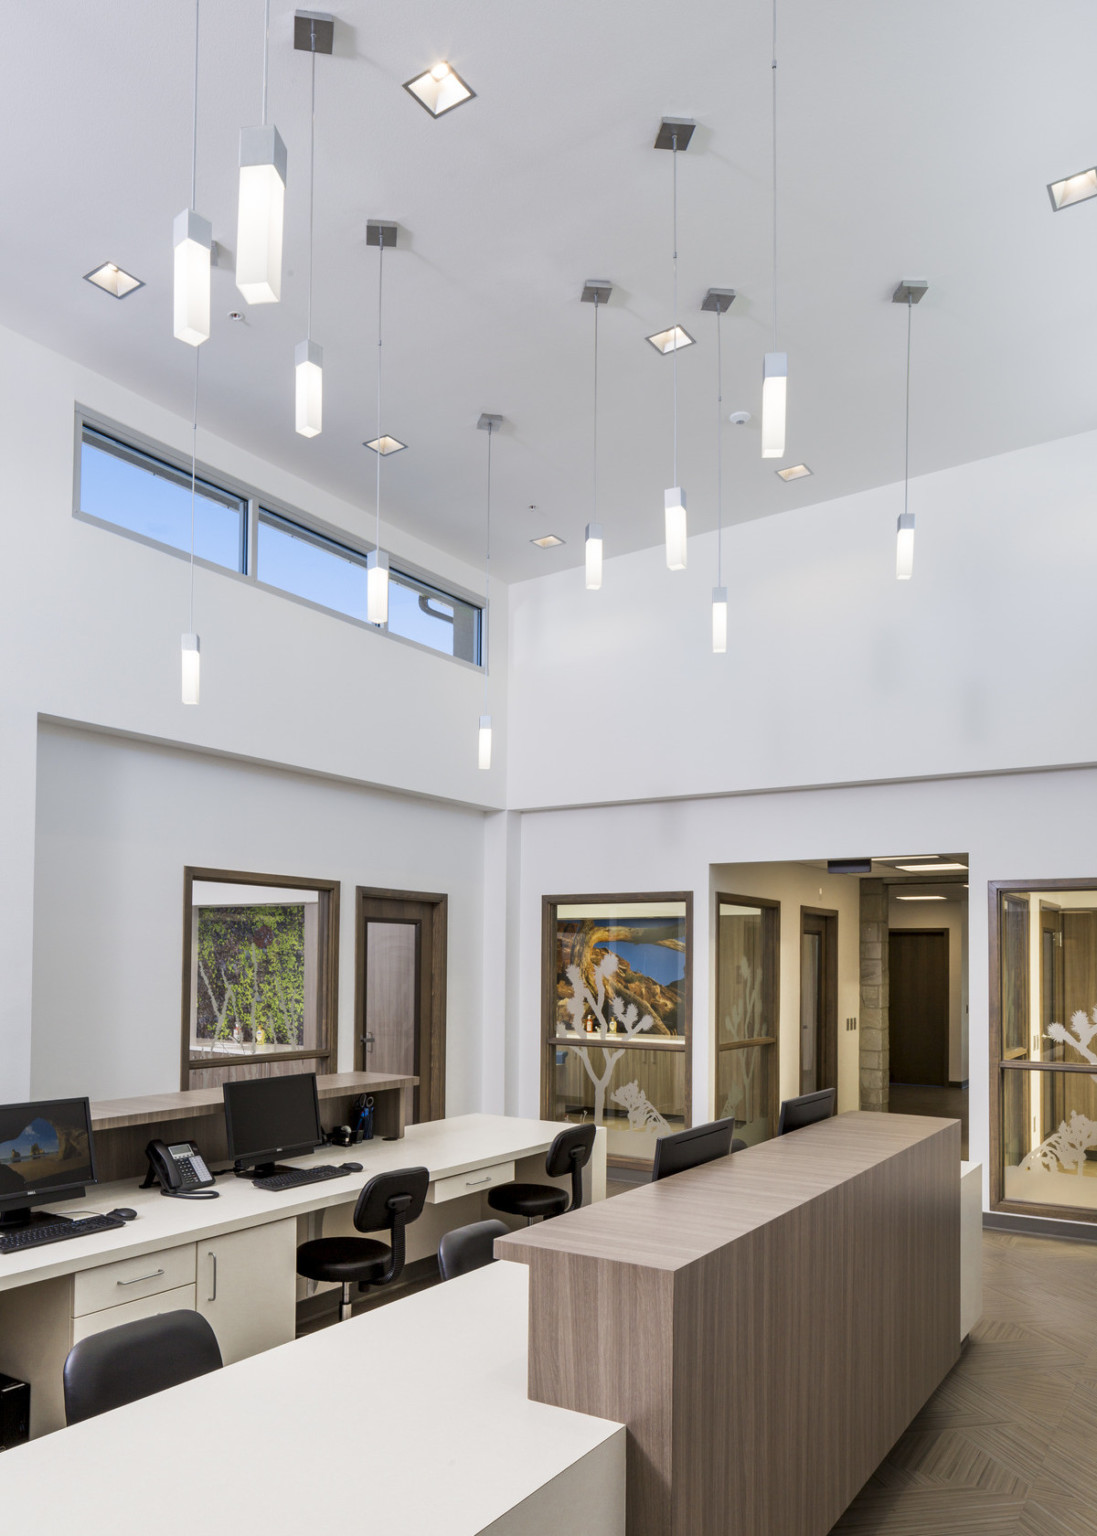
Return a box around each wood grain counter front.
[497,1110,960,1536]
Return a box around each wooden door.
[889,930,949,1086]
[355,889,447,1123]
[800,909,838,1095]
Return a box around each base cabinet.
[197,1219,297,1365]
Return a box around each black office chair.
[651,1117,746,1182]
[438,1218,510,1280]
[296,1165,430,1321]
[778,1087,836,1135]
[63,1309,222,1425]
[488,1123,596,1224]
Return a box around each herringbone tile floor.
[830,1230,1097,1535]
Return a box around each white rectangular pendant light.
[478,714,492,771]
[896,511,915,580]
[712,586,728,653]
[173,210,212,346]
[236,125,287,304]
[761,352,787,458]
[664,488,687,571]
[294,338,323,437]
[584,522,603,590]
[367,548,390,624]
[181,632,201,705]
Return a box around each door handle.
[117,1268,165,1287]
[207,1251,217,1303]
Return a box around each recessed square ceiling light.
[1048,167,1097,211]
[84,262,144,298]
[531,534,565,549]
[895,894,947,901]
[776,463,812,481]
[363,436,407,455]
[894,861,967,873]
[646,325,695,355]
[403,62,475,118]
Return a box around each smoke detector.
[728,410,751,425]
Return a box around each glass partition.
[994,883,1097,1220]
[542,896,690,1166]
[716,896,779,1145]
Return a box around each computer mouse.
[108,1208,137,1221]
[339,1162,363,1173]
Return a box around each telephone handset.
[142,1139,220,1200]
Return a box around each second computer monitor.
[777,1087,836,1136]
[651,1117,737,1182]
[223,1072,323,1178]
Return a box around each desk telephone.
[142,1139,220,1200]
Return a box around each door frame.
[799,907,839,1096]
[353,886,447,1122]
[715,891,780,1139]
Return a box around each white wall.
[511,763,1097,1206]
[30,723,488,1108]
[0,321,506,1102]
[506,430,1097,810]
[888,891,968,1083]
[711,863,862,1113]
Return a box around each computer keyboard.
[0,1213,126,1254]
[252,1165,352,1192]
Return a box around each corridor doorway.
[800,908,838,1095]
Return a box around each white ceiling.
[4,1,1097,581]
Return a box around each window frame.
[540,890,693,1171]
[181,866,340,1091]
[989,877,1097,1224]
[73,406,484,672]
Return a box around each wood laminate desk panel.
[498,1111,960,1536]
[0,1262,627,1536]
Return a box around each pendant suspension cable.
[483,422,492,703]
[771,0,778,352]
[307,50,315,339]
[375,240,384,550]
[903,293,912,518]
[190,0,200,209]
[672,132,679,486]
[189,348,200,632]
[261,0,271,125]
[716,308,724,587]
[592,293,599,519]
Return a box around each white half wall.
[31,723,488,1107]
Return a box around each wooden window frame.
[541,891,693,1169]
[715,892,780,1138]
[181,866,340,1090]
[989,877,1097,1224]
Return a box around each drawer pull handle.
[117,1268,165,1287]
[466,1174,492,1187]
[207,1252,217,1303]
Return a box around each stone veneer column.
[859,878,889,1110]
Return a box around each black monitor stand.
[0,1206,75,1231]
[234,1162,298,1180]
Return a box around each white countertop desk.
[0,1113,607,1437]
[0,1261,627,1536]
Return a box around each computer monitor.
[223,1072,324,1179]
[0,1097,98,1229]
[651,1117,737,1183]
[777,1087,836,1136]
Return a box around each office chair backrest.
[544,1122,597,1211]
[651,1117,737,1182]
[64,1309,222,1425]
[353,1165,430,1285]
[438,1218,509,1280]
[777,1087,836,1135]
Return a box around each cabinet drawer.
[73,1244,196,1317]
[71,1283,197,1345]
[427,1160,515,1205]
